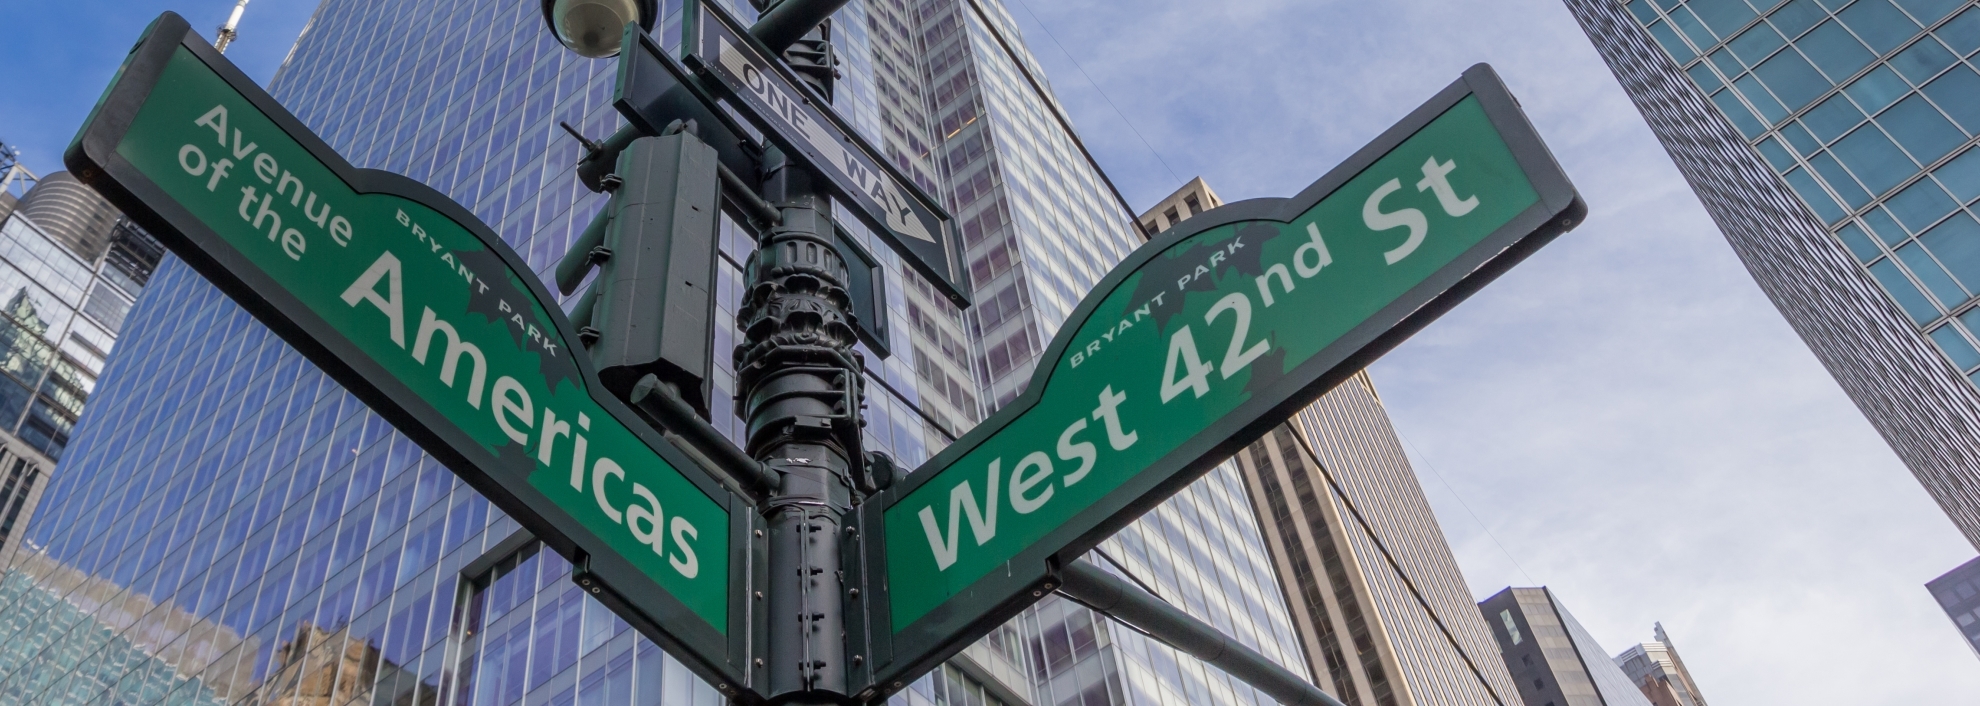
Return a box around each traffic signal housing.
[557,132,721,418]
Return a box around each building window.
[1164,206,1181,227]
[1184,193,1202,215]
[1500,609,1523,644]
[447,535,667,706]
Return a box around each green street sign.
[850,64,1584,696]
[67,14,758,696]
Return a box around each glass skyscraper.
[0,1,1304,705]
[1927,555,1980,658]
[1236,376,1520,706]
[1563,0,1980,549]
[0,179,160,570]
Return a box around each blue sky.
[1,0,1976,702]
[0,0,315,177]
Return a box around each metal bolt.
[756,658,765,667]
[755,591,764,600]
[756,529,764,537]
[849,588,860,599]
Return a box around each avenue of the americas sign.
[66,14,755,694]
[850,64,1585,696]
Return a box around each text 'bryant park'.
[4,0,1980,703]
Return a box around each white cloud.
[1002,0,1980,700]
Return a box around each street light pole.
[541,3,867,703]
[739,144,866,703]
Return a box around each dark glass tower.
[0,0,1304,704]
[1927,555,1980,658]
[1563,0,1980,550]
[1478,587,1651,706]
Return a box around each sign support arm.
[1059,561,1350,706]
[630,375,779,499]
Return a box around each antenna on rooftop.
[0,143,37,199]
[214,0,250,53]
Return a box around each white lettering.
[1416,157,1479,217]
[178,144,207,176]
[669,517,700,578]
[340,252,405,347]
[917,459,1001,571]
[493,376,533,444]
[412,308,486,407]
[1091,386,1139,450]
[1364,178,1428,265]
[1057,419,1097,486]
[1008,452,1054,514]
[194,105,228,146]
[592,457,625,523]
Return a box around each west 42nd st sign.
[851,64,1584,697]
[67,14,759,696]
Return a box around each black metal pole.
[736,143,866,704]
[1058,561,1350,706]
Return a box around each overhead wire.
[957,0,1147,227]
[1001,0,1185,189]
[1393,425,1539,586]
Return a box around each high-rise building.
[0,0,1304,705]
[0,180,160,567]
[1134,177,1221,237]
[15,172,124,264]
[1612,623,1709,706]
[1134,179,1517,705]
[1235,382,1521,706]
[1479,587,1653,706]
[1563,0,1980,549]
[1927,554,1980,657]
[0,144,32,225]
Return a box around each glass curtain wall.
[1624,0,1980,380]
[0,214,142,460]
[1565,0,1980,549]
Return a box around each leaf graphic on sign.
[455,246,583,393]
